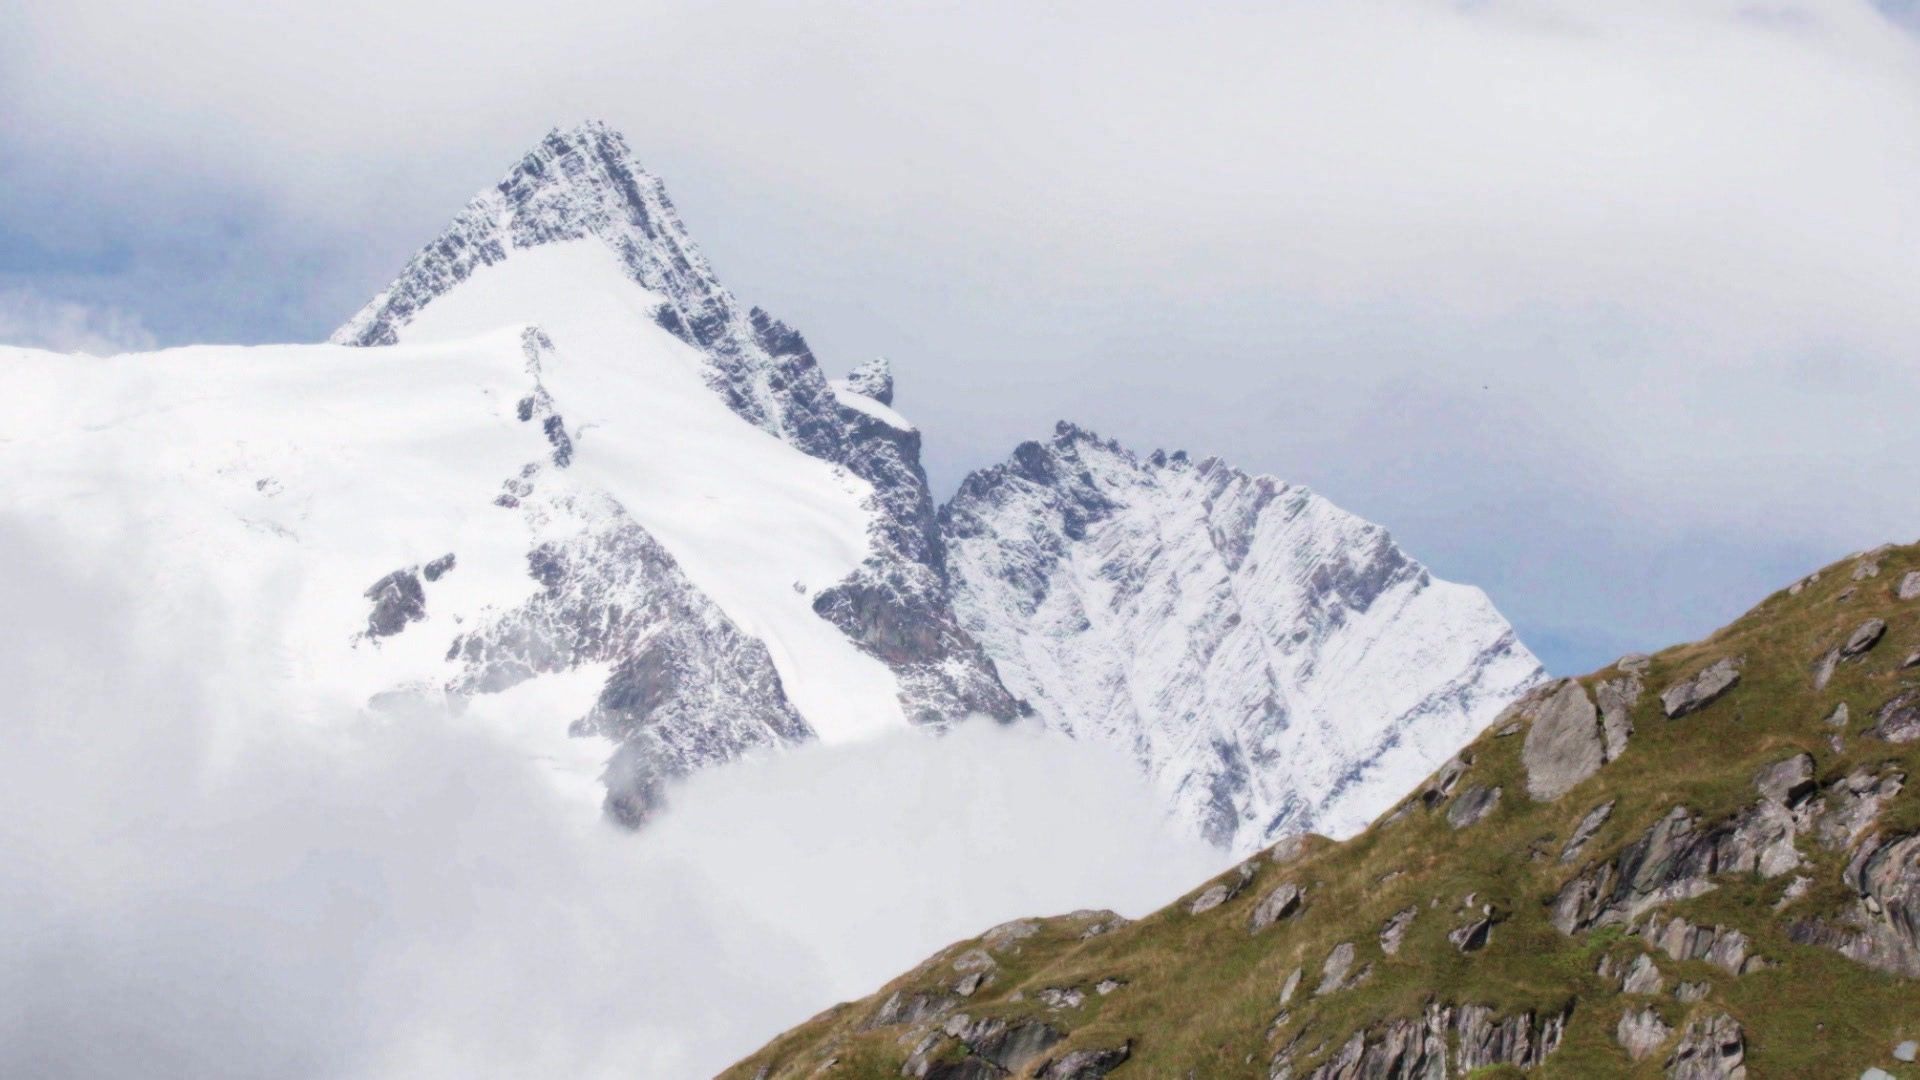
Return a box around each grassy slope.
[725,544,1920,1079]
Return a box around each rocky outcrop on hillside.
[725,543,1920,1080]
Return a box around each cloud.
[0,287,155,355]
[0,517,1218,1079]
[4,1,1919,671]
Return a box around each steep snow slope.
[0,311,887,820]
[336,121,1018,727]
[384,239,903,741]
[942,424,1545,851]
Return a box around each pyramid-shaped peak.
[332,121,723,350]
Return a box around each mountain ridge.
[9,121,1544,853]
[723,542,1920,1079]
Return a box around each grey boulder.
[1661,658,1742,718]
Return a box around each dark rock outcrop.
[1446,785,1501,829]
[363,567,426,638]
[1036,1043,1130,1079]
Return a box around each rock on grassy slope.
[725,543,1920,1079]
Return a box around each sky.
[5,0,1920,672]
[0,517,1220,1078]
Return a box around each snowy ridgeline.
[1,122,1542,853]
[943,425,1544,849]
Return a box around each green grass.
[724,545,1920,1080]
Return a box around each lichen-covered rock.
[1665,1011,1746,1079]
[1618,1005,1673,1061]
[1898,570,1920,601]
[1661,658,1742,718]
[1522,679,1606,801]
[1842,618,1888,658]
[1249,882,1305,933]
[1641,917,1762,976]
[1622,953,1667,994]
[1870,689,1920,744]
[1788,830,1920,977]
[1596,671,1642,760]
[1755,752,1816,806]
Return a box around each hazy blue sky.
[6,1,1920,673]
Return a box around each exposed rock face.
[1378,907,1418,955]
[920,1015,1066,1076]
[1641,917,1763,976]
[837,356,895,405]
[1789,830,1920,977]
[1898,570,1920,601]
[1250,882,1306,933]
[1448,911,1497,952]
[1189,865,1255,915]
[1814,767,1905,849]
[363,567,427,638]
[1550,793,1803,935]
[1280,1001,1568,1080]
[942,423,1544,850]
[1665,1011,1746,1080]
[1842,618,1888,658]
[337,120,1017,750]
[1454,1003,1570,1073]
[1660,658,1742,718]
[1316,942,1358,995]
[1446,785,1501,829]
[1621,953,1666,995]
[1595,671,1641,760]
[1036,1043,1130,1079]
[1618,1006,1673,1061]
[1561,799,1616,863]
[1520,679,1607,801]
[1754,752,1816,806]
[445,489,811,824]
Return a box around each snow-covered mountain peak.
[334,121,1022,741]
[941,423,1545,851]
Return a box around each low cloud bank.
[0,520,1219,1079]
